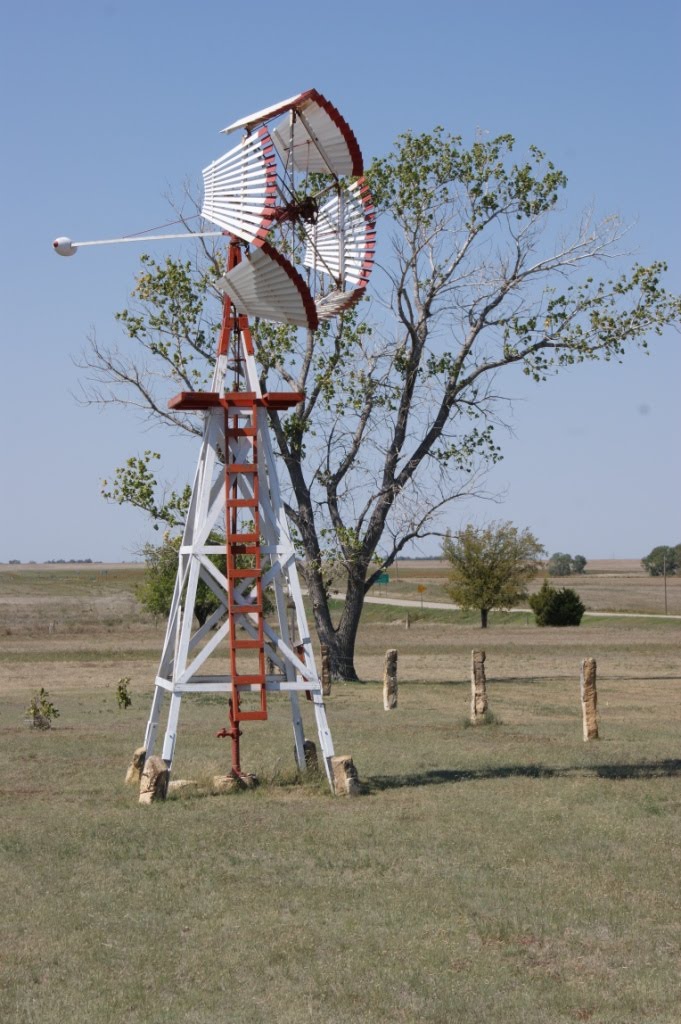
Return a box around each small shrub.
[462,710,502,728]
[26,688,60,729]
[529,580,585,626]
[116,677,133,709]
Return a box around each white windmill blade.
[217,243,318,330]
[201,127,277,245]
[222,93,309,134]
[223,89,364,178]
[303,177,376,289]
[314,287,367,320]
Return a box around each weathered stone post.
[320,644,332,696]
[331,754,361,796]
[383,649,398,710]
[138,755,169,804]
[580,657,599,741]
[212,772,258,793]
[125,746,146,785]
[470,649,488,723]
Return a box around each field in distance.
[381,559,681,616]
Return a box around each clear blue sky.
[1,0,679,562]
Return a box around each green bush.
[529,580,585,626]
[116,677,132,709]
[138,532,273,627]
[26,688,60,729]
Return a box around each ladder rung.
[223,391,256,404]
[226,464,257,474]
[232,639,263,650]
[230,604,262,615]
[233,709,268,722]
[226,426,256,437]
[233,674,267,685]
[229,568,261,579]
[226,497,258,508]
[227,532,258,544]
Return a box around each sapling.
[26,688,60,729]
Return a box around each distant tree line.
[547,553,587,576]
[641,545,681,577]
[5,558,98,565]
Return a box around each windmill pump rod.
[52,231,225,257]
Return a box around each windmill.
[54,91,376,791]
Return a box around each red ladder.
[224,393,268,722]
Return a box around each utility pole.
[663,553,668,615]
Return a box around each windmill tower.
[54,91,376,791]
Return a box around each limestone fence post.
[383,649,398,710]
[580,657,599,740]
[138,755,168,804]
[331,755,361,796]
[470,649,488,723]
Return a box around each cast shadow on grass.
[366,759,681,792]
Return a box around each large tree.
[80,130,681,679]
[641,545,680,577]
[443,522,545,627]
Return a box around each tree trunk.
[277,443,369,681]
[480,608,489,629]
[313,628,360,681]
[304,557,366,681]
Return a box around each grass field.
[1,566,680,1023]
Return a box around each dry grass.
[1,567,681,1023]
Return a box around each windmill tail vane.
[53,90,376,793]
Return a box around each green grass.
[0,648,161,664]
[1,567,680,1022]
[0,567,143,597]
[2,674,681,1024]
[330,598,677,631]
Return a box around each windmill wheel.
[201,90,376,329]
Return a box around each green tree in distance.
[547,552,588,576]
[137,535,223,628]
[443,522,545,628]
[138,532,273,626]
[641,545,680,577]
[548,552,573,576]
[80,131,681,679]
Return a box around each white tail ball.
[53,236,77,257]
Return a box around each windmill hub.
[274,194,320,226]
